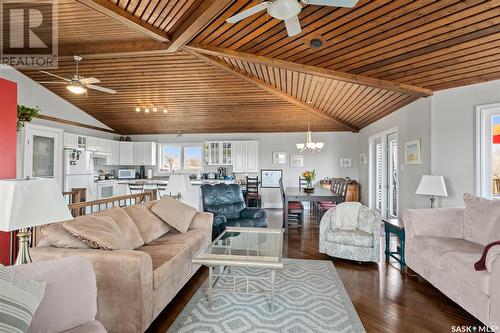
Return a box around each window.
[184,146,203,170]
[159,146,181,172]
[477,103,500,199]
[375,139,383,211]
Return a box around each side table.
[383,218,406,272]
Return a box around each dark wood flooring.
[147,209,482,333]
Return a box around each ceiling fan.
[37,55,116,95]
[226,0,359,37]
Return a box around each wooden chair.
[156,183,168,198]
[280,177,303,228]
[245,176,261,207]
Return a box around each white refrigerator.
[64,150,95,201]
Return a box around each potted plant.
[302,169,316,193]
[17,105,40,130]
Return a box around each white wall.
[431,79,500,207]
[358,98,432,214]
[130,132,359,207]
[0,65,113,134]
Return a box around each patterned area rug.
[168,259,365,333]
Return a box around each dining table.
[283,187,343,232]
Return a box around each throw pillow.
[463,193,500,245]
[94,207,144,249]
[62,215,131,250]
[151,197,197,233]
[39,223,89,249]
[123,201,171,243]
[0,265,46,333]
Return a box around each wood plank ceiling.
[19,0,500,134]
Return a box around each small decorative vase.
[304,180,315,193]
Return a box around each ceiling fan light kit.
[66,84,86,95]
[226,0,359,37]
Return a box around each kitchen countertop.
[115,179,236,186]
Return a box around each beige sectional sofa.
[403,195,500,328]
[31,197,213,333]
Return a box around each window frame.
[157,144,182,174]
[475,102,500,199]
[157,143,204,174]
[183,145,203,171]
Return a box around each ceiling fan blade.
[284,15,301,37]
[80,77,100,84]
[40,71,71,82]
[226,2,270,23]
[87,84,116,94]
[37,81,68,84]
[302,0,358,7]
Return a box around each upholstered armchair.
[319,203,382,263]
[201,184,267,239]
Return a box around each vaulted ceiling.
[21,0,500,134]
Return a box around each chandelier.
[296,108,324,153]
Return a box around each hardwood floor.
[147,209,482,333]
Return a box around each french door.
[370,129,399,219]
[22,123,63,188]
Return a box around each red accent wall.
[0,78,18,265]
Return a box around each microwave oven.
[118,169,136,179]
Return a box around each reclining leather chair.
[201,183,267,239]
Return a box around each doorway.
[369,129,399,219]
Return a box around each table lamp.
[0,178,72,265]
[165,174,192,200]
[416,175,448,208]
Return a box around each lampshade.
[165,174,192,194]
[416,175,448,197]
[0,178,72,231]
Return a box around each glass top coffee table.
[192,227,284,312]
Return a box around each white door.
[23,123,63,188]
[370,129,399,218]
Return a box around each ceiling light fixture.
[135,107,140,112]
[153,108,157,112]
[163,109,168,114]
[66,84,87,95]
[296,105,324,153]
[144,108,150,113]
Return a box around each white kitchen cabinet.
[106,140,120,165]
[86,136,97,151]
[206,141,232,166]
[119,142,134,165]
[232,141,258,172]
[77,135,87,150]
[63,132,78,149]
[133,142,157,165]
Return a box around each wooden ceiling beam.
[185,49,359,133]
[58,40,169,57]
[187,44,433,97]
[166,0,234,53]
[74,0,170,42]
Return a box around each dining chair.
[128,184,144,204]
[156,183,168,198]
[245,176,261,207]
[280,177,303,228]
[316,178,348,223]
[299,177,312,213]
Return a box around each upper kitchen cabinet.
[63,132,78,149]
[134,142,157,165]
[106,140,120,165]
[119,142,134,165]
[206,141,232,166]
[232,141,259,173]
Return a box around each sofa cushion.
[9,257,98,333]
[39,223,89,249]
[152,197,197,233]
[136,244,191,289]
[440,252,491,296]
[60,320,106,333]
[94,207,144,249]
[463,193,500,245]
[0,265,45,333]
[62,215,131,250]
[410,236,484,271]
[324,228,373,248]
[147,229,210,257]
[123,201,171,243]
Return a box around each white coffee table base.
[207,266,277,312]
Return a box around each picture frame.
[290,154,304,167]
[359,152,367,165]
[272,151,287,164]
[405,139,422,164]
[340,157,352,168]
[261,169,283,188]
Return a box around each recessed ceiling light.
[135,107,140,112]
[163,109,168,114]
[145,108,150,113]
[153,108,157,112]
